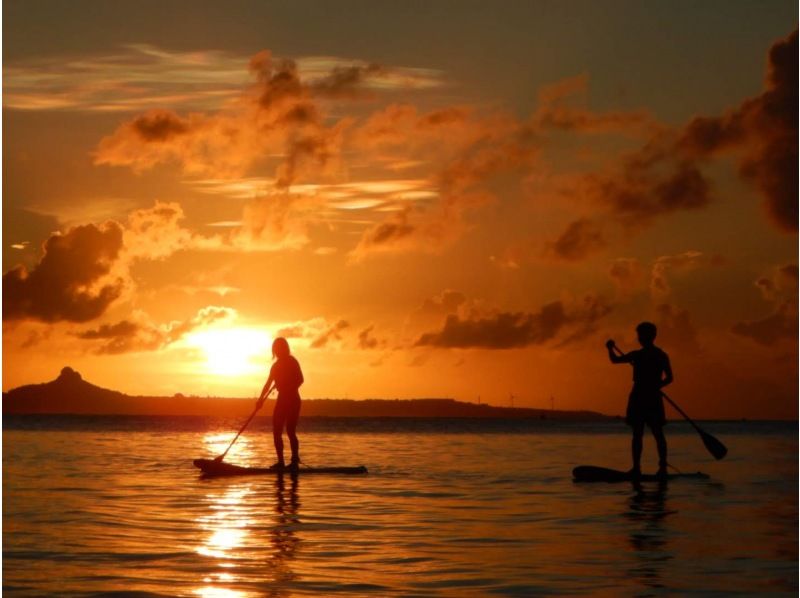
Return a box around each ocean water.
[3,416,797,596]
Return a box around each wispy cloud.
[4,44,445,113]
[75,306,236,354]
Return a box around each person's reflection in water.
[624,481,675,591]
[263,471,301,596]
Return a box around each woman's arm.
[257,373,274,407]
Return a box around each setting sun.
[185,328,272,377]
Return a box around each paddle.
[610,344,727,460]
[213,386,273,463]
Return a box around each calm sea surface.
[3,416,797,596]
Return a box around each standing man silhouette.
[606,322,673,478]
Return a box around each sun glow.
[186,327,271,376]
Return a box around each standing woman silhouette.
[258,337,304,471]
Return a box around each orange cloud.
[3,222,125,323]
[678,30,797,232]
[650,250,710,297]
[416,294,612,349]
[5,44,443,113]
[75,306,235,354]
[310,319,350,349]
[532,73,653,134]
[350,106,538,258]
[92,47,440,188]
[545,218,606,261]
[357,326,384,350]
[275,317,351,349]
[573,30,797,234]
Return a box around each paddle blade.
[701,430,728,460]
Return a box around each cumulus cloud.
[545,218,605,261]
[230,192,312,251]
[348,38,796,258]
[94,49,370,185]
[127,197,311,255]
[123,201,220,259]
[76,306,235,354]
[3,222,125,322]
[94,51,391,253]
[406,289,472,333]
[678,30,797,232]
[416,295,612,349]
[3,201,243,325]
[575,148,712,228]
[732,263,798,346]
[566,31,797,234]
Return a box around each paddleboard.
[194,458,367,477]
[572,465,709,483]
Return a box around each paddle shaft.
[216,387,273,462]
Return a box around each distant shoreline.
[3,367,617,420]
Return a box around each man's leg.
[631,421,644,474]
[652,423,668,474]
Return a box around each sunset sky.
[3,1,797,418]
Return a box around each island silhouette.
[3,367,614,420]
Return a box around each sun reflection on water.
[194,469,301,596]
[193,586,247,598]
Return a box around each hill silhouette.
[3,367,614,420]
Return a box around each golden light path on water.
[194,433,256,597]
[194,432,305,597]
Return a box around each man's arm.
[606,340,631,364]
[660,354,674,389]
